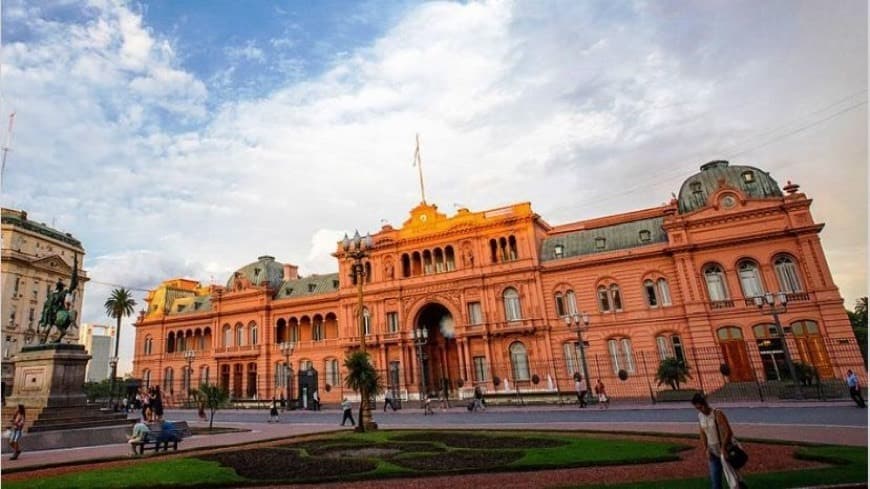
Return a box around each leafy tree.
[195,383,229,430]
[847,297,868,365]
[104,288,137,406]
[794,362,818,386]
[82,379,113,402]
[343,351,384,432]
[655,357,691,390]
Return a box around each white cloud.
[3,0,866,373]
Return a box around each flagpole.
[414,133,426,204]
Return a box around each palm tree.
[655,357,692,390]
[195,383,229,430]
[104,288,137,409]
[343,351,384,432]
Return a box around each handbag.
[2,428,11,439]
[714,409,748,469]
[725,442,748,469]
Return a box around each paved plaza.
[1,401,866,472]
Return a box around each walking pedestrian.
[340,398,355,426]
[594,379,609,409]
[575,374,588,408]
[423,393,434,415]
[692,393,747,489]
[7,404,25,460]
[472,386,485,412]
[312,390,320,411]
[269,400,280,423]
[846,369,866,408]
[197,399,207,421]
[384,390,395,412]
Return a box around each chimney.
[283,264,298,281]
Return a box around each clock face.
[721,195,737,208]
[419,214,427,222]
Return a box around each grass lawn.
[570,445,868,489]
[3,458,243,489]
[3,432,862,489]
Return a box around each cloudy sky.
[3,0,866,374]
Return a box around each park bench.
[131,421,191,455]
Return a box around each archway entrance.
[416,303,461,398]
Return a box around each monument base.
[3,344,131,451]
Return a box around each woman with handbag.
[8,404,25,460]
[692,394,747,489]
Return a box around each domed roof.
[677,160,783,214]
[226,255,285,291]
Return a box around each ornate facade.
[132,161,863,405]
[1,208,89,393]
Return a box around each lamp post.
[413,326,429,408]
[754,292,802,399]
[184,349,195,407]
[341,230,377,431]
[564,312,591,403]
[107,356,119,410]
[279,341,296,412]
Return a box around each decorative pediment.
[30,254,72,274]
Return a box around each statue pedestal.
[7,343,90,408]
[2,344,132,452]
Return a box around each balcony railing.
[710,299,735,309]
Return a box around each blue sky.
[2,0,866,374]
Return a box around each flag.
[412,133,420,167]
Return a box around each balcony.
[743,292,811,307]
[709,300,735,310]
[489,319,538,336]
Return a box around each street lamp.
[279,340,296,412]
[564,312,591,404]
[341,230,377,431]
[107,356,119,410]
[413,326,429,408]
[184,349,196,407]
[754,291,802,399]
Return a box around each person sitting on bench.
[128,416,151,456]
[155,420,181,451]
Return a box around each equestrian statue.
[37,254,79,344]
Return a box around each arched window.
[363,307,371,336]
[326,358,340,387]
[423,250,433,274]
[412,251,422,276]
[644,280,658,307]
[235,324,244,346]
[563,342,584,377]
[250,322,258,345]
[554,293,565,317]
[144,336,153,355]
[565,290,578,315]
[655,334,685,363]
[597,286,611,312]
[607,338,635,374]
[313,317,324,341]
[489,239,498,263]
[737,260,764,298]
[167,332,176,353]
[503,288,522,321]
[434,248,444,273]
[610,284,623,311]
[365,261,372,283]
[164,367,174,392]
[509,342,530,381]
[704,264,730,301]
[445,246,456,271]
[657,279,672,306]
[774,255,803,293]
[288,320,299,342]
[276,318,286,343]
[200,365,210,386]
[143,369,151,387]
[402,254,411,278]
[222,325,232,347]
[299,359,313,371]
[508,235,518,260]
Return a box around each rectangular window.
[608,339,621,373]
[621,339,635,373]
[28,308,35,322]
[645,283,658,307]
[388,361,400,390]
[13,277,20,295]
[473,356,487,381]
[467,302,483,325]
[327,360,340,387]
[386,312,399,333]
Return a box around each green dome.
[226,255,285,290]
[677,160,782,214]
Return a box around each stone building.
[1,208,88,393]
[81,324,115,382]
[132,161,863,405]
